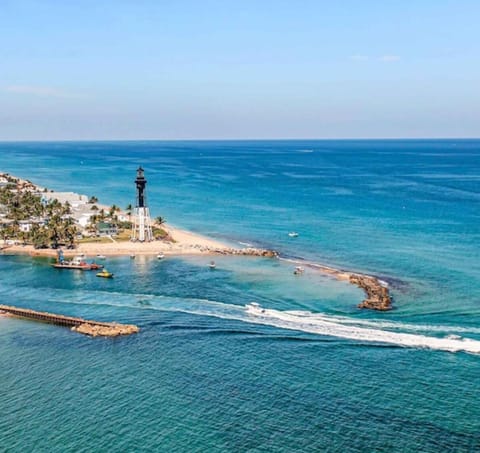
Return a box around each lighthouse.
[132,167,153,242]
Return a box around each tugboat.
[52,250,94,270]
[96,269,114,278]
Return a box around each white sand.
[2,223,230,258]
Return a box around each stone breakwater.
[282,258,393,311]
[0,305,139,337]
[72,323,139,337]
[349,275,392,311]
[214,247,279,258]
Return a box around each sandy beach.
[2,223,232,258]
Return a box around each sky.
[1,0,479,140]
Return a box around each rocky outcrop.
[214,247,279,258]
[349,275,392,311]
[72,323,140,337]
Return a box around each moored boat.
[294,266,305,275]
[52,255,94,270]
[96,269,114,278]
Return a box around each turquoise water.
[0,140,479,451]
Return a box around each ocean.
[0,140,479,451]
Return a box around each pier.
[0,305,139,337]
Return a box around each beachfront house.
[18,219,47,233]
[96,222,118,237]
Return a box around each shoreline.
[0,171,392,311]
[2,240,392,311]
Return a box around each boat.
[52,255,94,270]
[96,254,106,259]
[245,302,266,315]
[157,253,165,259]
[288,232,299,238]
[52,261,91,270]
[89,262,104,270]
[130,254,135,259]
[294,266,305,275]
[209,261,216,269]
[96,269,114,278]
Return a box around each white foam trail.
[238,241,253,247]
[242,308,480,354]
[295,312,480,334]
[4,284,480,354]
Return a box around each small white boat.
[209,261,216,269]
[245,302,266,315]
[96,254,106,259]
[157,253,165,259]
[294,266,305,275]
[130,254,136,259]
[288,232,299,238]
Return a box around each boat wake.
[3,285,480,354]
[242,307,480,354]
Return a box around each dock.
[0,304,139,337]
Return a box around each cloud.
[379,55,401,62]
[4,85,86,98]
[349,55,369,61]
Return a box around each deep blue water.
[0,140,479,451]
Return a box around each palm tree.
[109,204,120,218]
[155,216,166,226]
[124,203,132,223]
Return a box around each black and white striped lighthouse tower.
[132,167,153,242]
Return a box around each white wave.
[4,284,480,354]
[315,314,480,334]
[242,308,480,354]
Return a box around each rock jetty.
[72,322,139,337]
[349,275,392,311]
[214,247,279,258]
[0,304,140,337]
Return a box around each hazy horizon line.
[0,136,479,143]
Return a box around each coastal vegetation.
[0,186,76,249]
[0,173,170,249]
